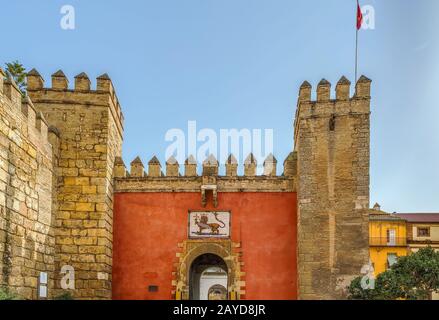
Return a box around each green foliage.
[0,287,20,300]
[348,276,380,300]
[4,60,27,95]
[54,291,74,300]
[348,247,439,300]
[392,246,439,299]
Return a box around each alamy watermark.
[60,265,75,290]
[165,121,274,167]
[58,4,374,31]
[360,4,375,30]
[60,5,75,30]
[360,261,376,290]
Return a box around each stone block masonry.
[26,70,123,299]
[0,69,57,299]
[1,65,370,300]
[295,76,371,299]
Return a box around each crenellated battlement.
[24,67,125,300]
[294,75,371,299]
[294,75,371,148]
[114,153,296,179]
[26,69,124,135]
[113,153,296,193]
[2,65,371,299]
[0,68,53,151]
[296,75,371,103]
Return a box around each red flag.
[357,1,363,30]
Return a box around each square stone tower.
[294,76,371,299]
[27,70,124,299]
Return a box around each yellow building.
[394,213,439,252]
[369,204,408,275]
[395,213,439,300]
[369,207,439,299]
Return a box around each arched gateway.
[0,70,370,300]
[173,240,242,300]
[190,254,227,300]
[112,76,371,300]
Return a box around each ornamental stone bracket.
[201,176,218,207]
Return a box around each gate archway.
[189,254,227,300]
[173,240,243,300]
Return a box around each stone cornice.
[114,176,296,193]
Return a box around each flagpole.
[355,0,361,83]
[355,25,358,83]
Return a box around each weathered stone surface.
[27,72,123,300]
[295,76,370,299]
[225,154,238,177]
[184,155,197,177]
[148,156,161,177]
[202,154,218,176]
[115,175,295,193]
[166,156,179,177]
[0,70,56,299]
[244,153,257,177]
[1,69,370,301]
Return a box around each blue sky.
[1,0,438,212]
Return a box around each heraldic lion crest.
[193,212,226,235]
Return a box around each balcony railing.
[369,237,407,246]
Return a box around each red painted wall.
[112,192,297,300]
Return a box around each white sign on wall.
[189,211,230,239]
[38,272,48,299]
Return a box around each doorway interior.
[189,253,228,300]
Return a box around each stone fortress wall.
[295,76,371,299]
[26,70,124,299]
[0,68,56,299]
[1,68,123,299]
[0,66,370,300]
